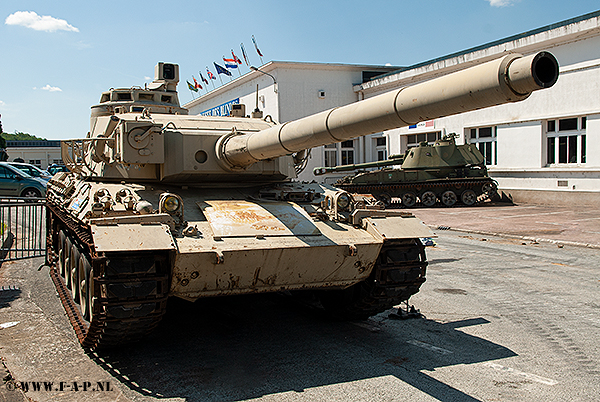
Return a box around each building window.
[324,144,337,167]
[546,117,586,165]
[375,137,387,161]
[323,140,357,167]
[29,159,42,168]
[469,126,496,165]
[406,131,441,149]
[341,140,355,165]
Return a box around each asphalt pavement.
[410,201,600,249]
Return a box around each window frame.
[468,126,497,166]
[546,117,586,165]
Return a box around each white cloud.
[5,11,79,32]
[487,0,516,7]
[40,85,62,92]
[0,101,5,106]
[144,76,152,81]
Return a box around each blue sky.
[1,1,599,140]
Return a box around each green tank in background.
[314,134,499,207]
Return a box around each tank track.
[337,178,497,207]
[320,238,427,320]
[46,202,169,350]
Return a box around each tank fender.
[90,222,176,252]
[362,215,434,241]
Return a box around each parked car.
[7,162,52,181]
[47,164,69,175]
[0,162,47,198]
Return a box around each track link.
[320,238,427,319]
[338,178,497,206]
[46,202,169,350]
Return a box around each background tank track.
[336,177,497,207]
[320,238,427,319]
[46,202,169,350]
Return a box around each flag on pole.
[252,35,263,57]
[187,80,198,92]
[214,62,232,76]
[206,67,216,80]
[193,76,202,90]
[223,57,238,69]
[231,49,242,64]
[200,72,208,85]
[240,43,250,65]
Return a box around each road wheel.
[441,190,458,207]
[64,237,73,286]
[401,192,417,207]
[70,244,80,303]
[21,188,41,198]
[58,230,67,277]
[461,189,477,206]
[377,193,392,207]
[78,255,93,322]
[420,191,437,207]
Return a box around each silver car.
[8,162,52,181]
[0,162,47,198]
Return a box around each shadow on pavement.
[94,294,516,402]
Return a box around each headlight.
[159,193,183,217]
[163,196,180,212]
[336,193,351,210]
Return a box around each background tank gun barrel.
[218,52,558,170]
[314,155,405,176]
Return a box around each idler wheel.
[441,190,458,207]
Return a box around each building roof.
[6,140,61,148]
[183,61,399,110]
[355,10,600,94]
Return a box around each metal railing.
[0,197,46,262]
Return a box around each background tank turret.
[45,52,558,350]
[314,134,498,207]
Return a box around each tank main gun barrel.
[314,155,405,176]
[217,52,558,170]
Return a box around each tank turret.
[63,52,558,185]
[47,52,558,350]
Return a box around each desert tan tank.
[45,52,558,349]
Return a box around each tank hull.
[46,177,431,349]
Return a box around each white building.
[359,11,600,207]
[5,140,62,169]
[185,10,600,206]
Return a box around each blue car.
[0,162,47,198]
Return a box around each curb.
[428,225,600,249]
